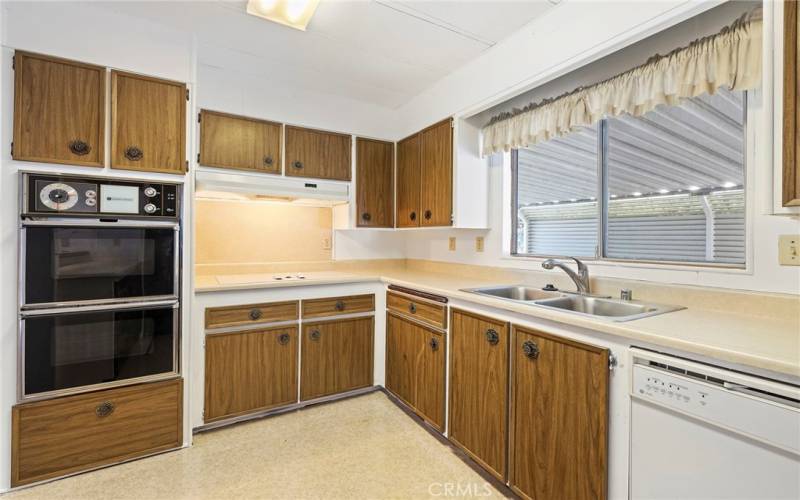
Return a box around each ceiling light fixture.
[246,0,320,31]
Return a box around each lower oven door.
[20,300,179,400]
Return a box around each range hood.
[195,169,349,205]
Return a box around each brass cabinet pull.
[264,155,274,166]
[249,309,262,320]
[424,210,432,220]
[409,211,417,221]
[522,340,539,359]
[408,303,417,314]
[292,161,303,169]
[278,333,290,345]
[69,139,91,156]
[334,300,345,311]
[95,401,115,418]
[429,337,439,351]
[125,146,144,161]
[361,212,371,222]
[485,328,499,345]
[310,329,321,341]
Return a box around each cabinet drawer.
[205,301,299,329]
[12,378,182,487]
[301,294,375,319]
[387,291,446,329]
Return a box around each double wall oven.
[19,172,182,401]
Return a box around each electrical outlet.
[449,237,456,251]
[475,236,485,252]
[779,234,800,266]
[322,237,331,250]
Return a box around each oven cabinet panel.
[509,326,608,500]
[110,71,186,174]
[13,51,106,167]
[11,378,182,487]
[300,317,374,401]
[204,326,298,423]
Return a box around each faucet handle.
[570,257,588,274]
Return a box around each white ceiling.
[94,0,558,109]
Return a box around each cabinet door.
[411,323,446,432]
[419,118,453,227]
[356,138,394,227]
[204,326,298,422]
[396,134,421,227]
[111,71,186,174]
[784,1,800,206]
[285,125,352,181]
[301,317,374,401]
[510,326,608,500]
[449,309,509,480]
[13,51,105,167]
[386,312,415,404]
[199,110,281,174]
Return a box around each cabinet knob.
[310,329,321,341]
[522,340,539,359]
[278,333,290,345]
[361,212,371,221]
[249,308,262,320]
[485,328,499,345]
[429,337,439,351]
[95,401,115,418]
[409,211,417,221]
[408,303,417,314]
[424,210,432,220]
[69,139,91,156]
[124,146,144,162]
[292,161,303,169]
[264,155,274,166]
[335,300,345,311]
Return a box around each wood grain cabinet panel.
[111,71,186,174]
[11,379,182,487]
[396,133,421,227]
[510,326,609,500]
[301,294,374,319]
[386,291,446,330]
[205,301,299,329]
[13,51,105,167]
[199,110,282,174]
[300,317,374,401]
[356,137,394,227]
[204,326,298,422]
[385,312,415,406]
[449,309,509,480]
[285,125,352,181]
[784,0,800,206]
[419,118,453,227]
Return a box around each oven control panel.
[23,173,181,219]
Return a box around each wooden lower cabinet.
[300,317,374,401]
[448,309,509,480]
[205,326,298,422]
[386,312,446,431]
[11,378,182,487]
[510,326,609,500]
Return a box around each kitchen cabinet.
[396,118,453,227]
[386,291,446,330]
[111,71,186,174]
[205,300,299,329]
[300,317,374,400]
[12,51,105,167]
[386,311,446,431]
[205,326,298,422]
[448,309,509,480]
[285,125,352,181]
[509,326,608,500]
[356,137,394,227]
[301,294,375,319]
[784,1,800,206]
[11,378,182,487]
[199,110,282,174]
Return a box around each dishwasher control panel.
[633,365,713,412]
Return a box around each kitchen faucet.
[541,257,591,295]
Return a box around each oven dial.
[85,198,96,207]
[40,182,78,210]
[143,203,158,214]
[144,187,158,198]
[85,189,97,199]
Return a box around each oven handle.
[21,219,179,229]
[20,299,179,318]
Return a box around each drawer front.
[12,378,182,487]
[301,294,375,319]
[205,300,299,329]
[387,291,447,329]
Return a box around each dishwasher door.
[629,349,800,500]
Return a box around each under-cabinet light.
[246,0,320,31]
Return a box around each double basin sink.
[462,285,684,322]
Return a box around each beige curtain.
[482,8,762,156]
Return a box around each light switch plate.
[475,236,485,252]
[449,237,456,251]
[778,235,800,266]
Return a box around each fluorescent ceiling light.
[246,0,320,31]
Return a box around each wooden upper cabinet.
[419,118,453,226]
[784,0,800,206]
[13,51,105,167]
[199,110,282,174]
[285,125,352,181]
[396,134,421,227]
[356,137,394,227]
[111,71,186,174]
[510,326,608,500]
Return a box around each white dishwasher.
[629,348,800,500]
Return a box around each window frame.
[509,94,748,269]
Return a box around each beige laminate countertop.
[196,269,800,379]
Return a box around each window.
[511,88,746,266]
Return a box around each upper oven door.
[21,220,179,309]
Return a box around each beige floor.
[4,392,508,500]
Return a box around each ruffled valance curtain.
[481,8,762,156]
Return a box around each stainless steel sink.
[461,285,562,302]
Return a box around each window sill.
[501,254,752,276]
